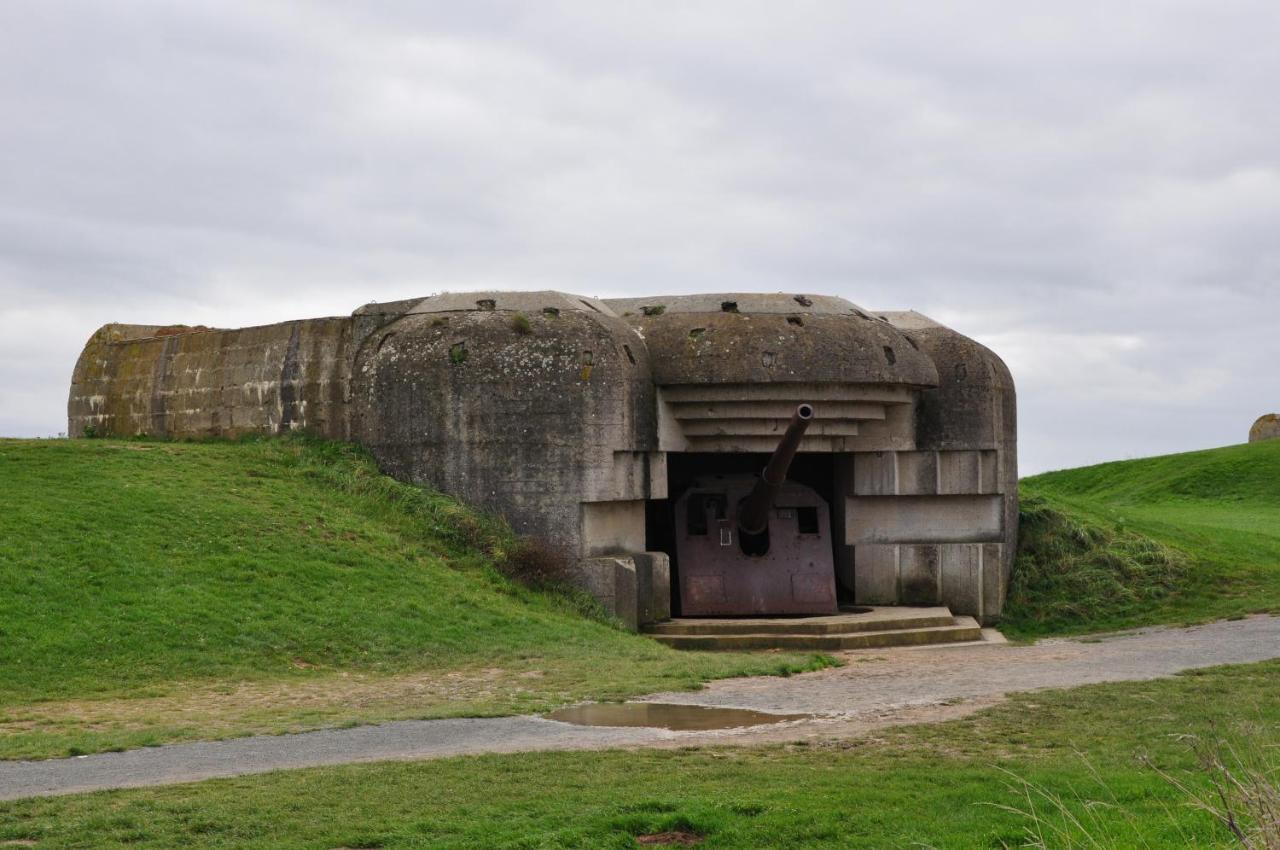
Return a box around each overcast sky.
[2,2,1276,474]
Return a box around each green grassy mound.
[0,438,824,758]
[1003,496,1188,635]
[1007,439,1280,637]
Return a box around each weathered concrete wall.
[832,311,1019,624]
[610,294,938,388]
[610,294,937,456]
[68,320,353,439]
[350,292,661,561]
[1251,414,1280,443]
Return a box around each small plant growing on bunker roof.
[511,312,533,335]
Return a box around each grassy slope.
[1006,439,1280,637]
[5,658,1276,848]
[0,438,824,759]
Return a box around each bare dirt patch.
[642,694,1005,753]
[0,666,538,750]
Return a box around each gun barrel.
[737,403,814,534]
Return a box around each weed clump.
[510,312,532,335]
[1003,496,1189,636]
[496,537,570,589]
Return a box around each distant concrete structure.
[1252,414,1280,443]
[69,292,1017,627]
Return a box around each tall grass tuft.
[1146,729,1280,848]
[1002,496,1189,635]
[992,728,1280,849]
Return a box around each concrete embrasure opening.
[545,702,809,731]
[648,451,844,616]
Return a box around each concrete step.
[645,614,984,652]
[645,606,957,636]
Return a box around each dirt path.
[3,616,1278,801]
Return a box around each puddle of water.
[545,702,809,731]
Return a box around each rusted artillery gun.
[674,403,838,616]
[737,403,814,535]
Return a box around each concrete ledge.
[846,495,1003,544]
[645,606,955,636]
[633,551,672,626]
[572,557,638,631]
[649,619,983,651]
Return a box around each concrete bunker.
[68,291,1017,631]
[1251,414,1280,443]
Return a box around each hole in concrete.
[761,351,776,367]
[623,344,637,365]
[476,299,495,311]
[786,316,804,327]
[688,327,705,340]
[642,304,666,316]
[720,301,739,313]
[955,362,968,381]
[793,294,812,307]
[903,335,919,350]
[546,703,808,731]
[542,306,560,318]
[882,346,896,365]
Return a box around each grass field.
[4,435,1279,762]
[3,657,1275,848]
[0,438,825,760]
[1003,439,1280,638]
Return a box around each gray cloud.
[2,1,1277,473]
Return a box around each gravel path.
[3,616,1278,801]
[641,615,1280,714]
[0,717,676,801]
